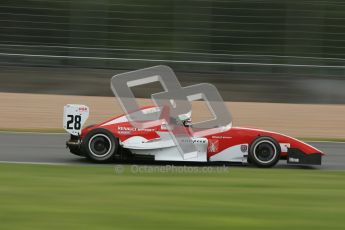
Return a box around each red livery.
[64,105,323,167]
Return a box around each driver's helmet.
[178,114,192,127]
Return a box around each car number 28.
[63,104,89,136]
[66,115,82,130]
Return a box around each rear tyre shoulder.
[83,128,119,163]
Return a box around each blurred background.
[1,0,345,103]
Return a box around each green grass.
[1,163,345,229]
[298,137,345,142]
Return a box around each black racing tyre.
[83,128,119,163]
[249,137,281,168]
[68,145,83,156]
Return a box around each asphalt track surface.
[0,132,344,170]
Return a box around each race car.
[63,104,323,167]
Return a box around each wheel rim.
[88,134,112,158]
[253,140,277,164]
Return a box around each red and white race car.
[64,104,323,167]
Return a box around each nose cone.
[297,140,324,155]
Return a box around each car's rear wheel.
[83,128,119,163]
[249,137,281,168]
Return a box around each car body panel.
[67,106,323,165]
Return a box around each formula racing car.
[63,104,323,167]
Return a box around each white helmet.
[178,114,192,127]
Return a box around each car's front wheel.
[249,137,281,168]
[83,128,119,163]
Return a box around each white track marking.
[0,160,77,166]
[0,160,112,167]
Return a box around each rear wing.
[63,104,89,136]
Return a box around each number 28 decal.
[63,104,89,136]
[66,115,82,130]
